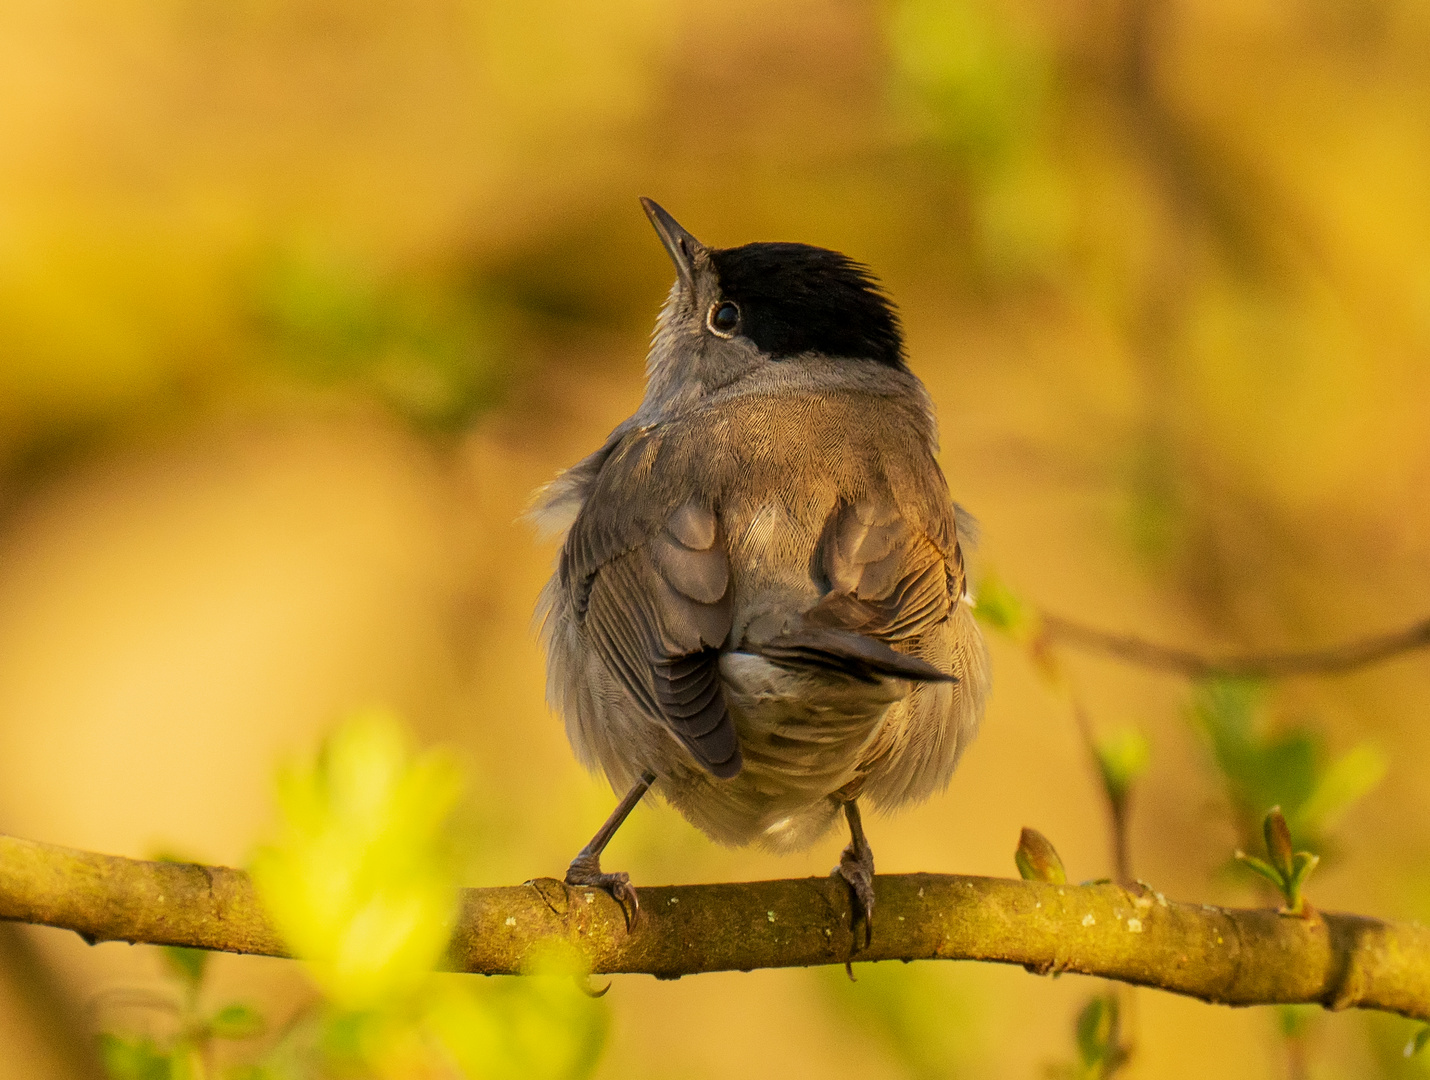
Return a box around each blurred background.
[2,0,1430,1076]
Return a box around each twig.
[2,834,1427,1020]
[1066,692,1133,886]
[1040,614,1430,680]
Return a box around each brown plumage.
[532,200,989,940]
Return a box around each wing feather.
[563,487,741,778]
[809,497,961,646]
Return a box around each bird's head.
[638,198,906,412]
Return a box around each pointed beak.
[640,197,703,294]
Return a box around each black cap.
[711,242,905,368]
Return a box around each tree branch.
[1040,613,1430,679]
[2,834,1426,1020]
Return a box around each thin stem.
[1067,694,1133,887]
[1108,795,1132,889]
[1041,614,1430,680]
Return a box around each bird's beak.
[640,197,703,294]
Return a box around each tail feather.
[745,627,956,685]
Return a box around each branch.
[1041,613,1430,679]
[3,835,1427,1021]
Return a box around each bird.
[530,198,989,949]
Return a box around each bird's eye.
[707,300,740,337]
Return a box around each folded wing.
[801,496,962,657]
[564,488,741,778]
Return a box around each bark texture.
[3,834,1427,1019]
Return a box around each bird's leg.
[836,799,876,953]
[565,769,656,928]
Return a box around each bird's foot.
[836,833,875,955]
[565,851,640,929]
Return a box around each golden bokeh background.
[2,0,1430,1076]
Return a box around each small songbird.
[532,199,989,945]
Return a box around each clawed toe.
[834,800,876,957]
[561,771,655,931]
[566,854,641,928]
[837,845,875,951]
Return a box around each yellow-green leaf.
[209,1002,265,1040]
[1094,728,1151,805]
[1295,743,1387,834]
[1014,827,1067,885]
[250,709,466,1010]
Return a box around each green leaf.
[1074,995,1117,1067]
[1189,680,1378,858]
[970,572,1036,641]
[1264,806,1295,879]
[209,1003,265,1040]
[98,1033,171,1080]
[1407,1025,1430,1058]
[1014,827,1067,884]
[1295,743,1387,834]
[167,1044,204,1080]
[1289,850,1319,885]
[1285,851,1320,913]
[1234,851,1285,890]
[426,944,611,1080]
[248,247,507,433]
[1094,728,1151,805]
[1236,811,1321,913]
[160,946,209,990]
[1191,680,1314,823]
[249,710,467,1010]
